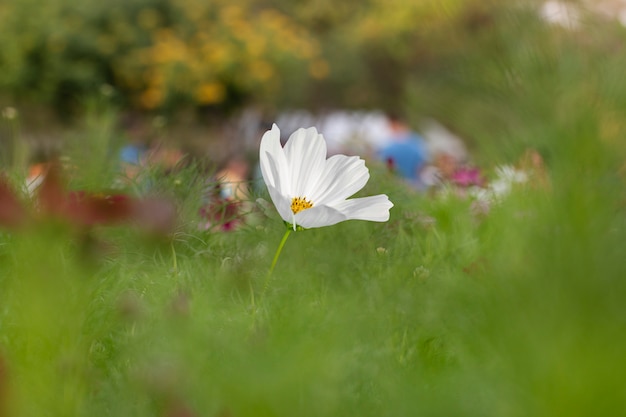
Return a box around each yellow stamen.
[291,196,313,214]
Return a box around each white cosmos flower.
[491,165,528,198]
[259,124,393,230]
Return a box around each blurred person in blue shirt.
[377,113,430,190]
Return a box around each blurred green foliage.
[0,0,516,117]
[0,0,326,115]
[1,142,625,416]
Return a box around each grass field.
[1,121,625,416]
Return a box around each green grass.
[2,149,624,416]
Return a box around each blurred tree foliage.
[0,0,325,116]
[2,0,624,133]
[0,0,504,117]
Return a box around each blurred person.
[216,155,251,200]
[433,152,459,183]
[118,138,187,189]
[420,119,468,163]
[377,113,430,190]
[118,113,151,181]
[119,138,148,181]
[144,141,187,175]
[198,155,251,232]
[117,112,188,181]
[119,139,147,166]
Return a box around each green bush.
[0,0,325,115]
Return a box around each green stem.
[262,229,291,294]
[270,229,291,275]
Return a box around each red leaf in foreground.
[35,164,177,234]
[66,191,136,226]
[37,164,67,218]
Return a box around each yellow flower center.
[291,196,313,214]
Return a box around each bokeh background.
[2,0,625,164]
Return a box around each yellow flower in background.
[103,3,326,110]
[259,124,393,231]
[139,87,164,109]
[196,82,226,104]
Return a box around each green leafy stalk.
[265,228,292,289]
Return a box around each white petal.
[294,205,347,229]
[309,154,369,205]
[294,194,393,229]
[264,151,288,199]
[283,127,327,197]
[259,124,290,195]
[265,183,293,223]
[327,194,393,222]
